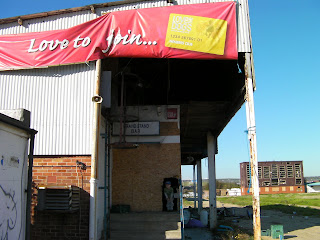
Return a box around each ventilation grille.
[37,185,80,212]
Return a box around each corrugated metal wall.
[0,63,96,155]
[0,0,251,52]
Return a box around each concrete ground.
[184,228,215,240]
[110,212,181,240]
[183,200,320,240]
[210,201,320,240]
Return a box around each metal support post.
[193,164,197,208]
[25,132,37,240]
[245,52,261,240]
[90,59,102,240]
[207,132,217,229]
[196,160,202,214]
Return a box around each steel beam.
[207,132,217,229]
[196,160,202,213]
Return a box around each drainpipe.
[90,59,103,240]
[26,131,37,240]
[244,52,261,240]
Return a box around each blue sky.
[1,1,319,179]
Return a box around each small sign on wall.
[167,108,178,119]
[112,122,160,136]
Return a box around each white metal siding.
[0,11,97,35]
[0,63,96,155]
[0,0,251,52]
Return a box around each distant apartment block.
[240,161,305,195]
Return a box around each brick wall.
[241,185,306,195]
[31,156,91,240]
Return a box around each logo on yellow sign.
[165,14,228,55]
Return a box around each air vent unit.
[37,185,80,212]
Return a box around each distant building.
[227,188,241,196]
[306,182,320,193]
[240,161,305,195]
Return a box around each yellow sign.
[165,14,228,55]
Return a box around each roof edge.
[0,112,37,134]
[0,0,154,25]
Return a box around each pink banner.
[0,2,237,71]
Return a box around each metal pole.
[107,122,111,239]
[90,59,102,240]
[104,122,108,240]
[179,179,185,240]
[26,132,36,240]
[193,164,196,209]
[207,132,217,229]
[196,160,202,214]
[244,52,261,240]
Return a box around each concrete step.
[110,230,181,240]
[109,212,181,240]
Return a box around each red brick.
[47,176,57,183]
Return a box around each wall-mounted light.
[18,18,23,25]
[90,5,96,14]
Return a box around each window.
[271,179,279,186]
[279,166,286,178]
[258,166,262,179]
[247,180,251,186]
[279,180,286,185]
[271,164,278,178]
[287,165,293,178]
[263,181,270,186]
[295,164,302,178]
[296,179,302,185]
[263,166,270,179]
[246,164,251,180]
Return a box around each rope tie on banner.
[237,62,242,73]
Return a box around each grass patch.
[218,193,320,207]
[183,199,194,207]
[261,204,320,216]
[217,192,320,216]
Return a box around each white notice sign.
[112,122,160,136]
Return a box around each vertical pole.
[244,53,261,240]
[179,179,185,240]
[26,132,36,240]
[107,123,111,239]
[90,59,102,240]
[193,164,197,209]
[104,121,108,240]
[196,160,202,214]
[207,132,217,229]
